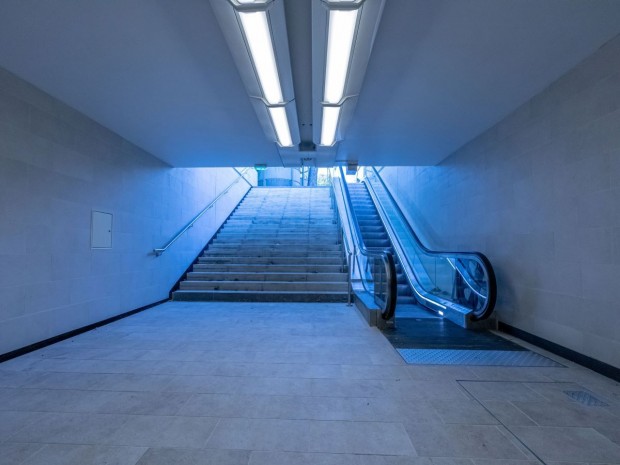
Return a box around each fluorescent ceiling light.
[323,8,359,104]
[239,11,284,104]
[269,106,293,147]
[320,106,341,146]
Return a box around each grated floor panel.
[397,348,564,367]
[563,390,609,406]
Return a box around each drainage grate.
[563,390,609,406]
[397,348,563,367]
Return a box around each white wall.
[380,35,620,368]
[0,67,255,355]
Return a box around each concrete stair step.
[212,238,340,246]
[219,229,338,235]
[216,232,339,239]
[221,224,337,229]
[235,206,334,211]
[186,272,347,282]
[179,280,348,292]
[233,213,335,218]
[176,186,350,303]
[211,246,337,254]
[192,263,346,273]
[209,240,340,247]
[172,290,348,303]
[198,256,345,265]
[203,248,343,256]
[225,221,335,226]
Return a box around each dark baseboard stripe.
[0,298,169,364]
[499,321,620,382]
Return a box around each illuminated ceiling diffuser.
[324,8,359,106]
[238,9,284,105]
[312,0,385,148]
[211,0,299,149]
[320,1,360,146]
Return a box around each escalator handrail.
[366,166,497,320]
[332,167,397,320]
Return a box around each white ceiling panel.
[0,0,619,167]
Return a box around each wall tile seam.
[523,70,620,128]
[1,83,164,167]
[441,74,620,162]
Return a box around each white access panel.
[91,211,112,248]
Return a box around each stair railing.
[363,166,497,323]
[153,168,253,257]
[331,167,397,320]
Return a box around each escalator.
[337,166,496,329]
[346,183,416,307]
[334,168,562,368]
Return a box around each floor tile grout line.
[2,409,449,425]
[202,417,221,449]
[14,443,48,465]
[457,380,547,465]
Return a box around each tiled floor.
[0,301,619,465]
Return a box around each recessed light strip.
[320,6,360,146]
[269,106,293,147]
[238,10,284,105]
[324,8,359,104]
[320,106,341,146]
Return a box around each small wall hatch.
[91,211,112,249]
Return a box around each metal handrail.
[365,166,497,321]
[332,166,397,320]
[232,167,254,187]
[153,168,252,256]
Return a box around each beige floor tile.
[510,426,620,462]
[206,418,416,455]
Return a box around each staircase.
[347,182,416,305]
[173,187,348,302]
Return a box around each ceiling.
[0,0,619,167]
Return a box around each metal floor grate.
[397,348,564,367]
[564,390,609,406]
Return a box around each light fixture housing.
[312,0,385,149]
[320,106,341,146]
[323,8,359,105]
[211,0,299,150]
[238,9,283,105]
[268,106,293,147]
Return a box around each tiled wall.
[0,68,255,355]
[380,35,620,368]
